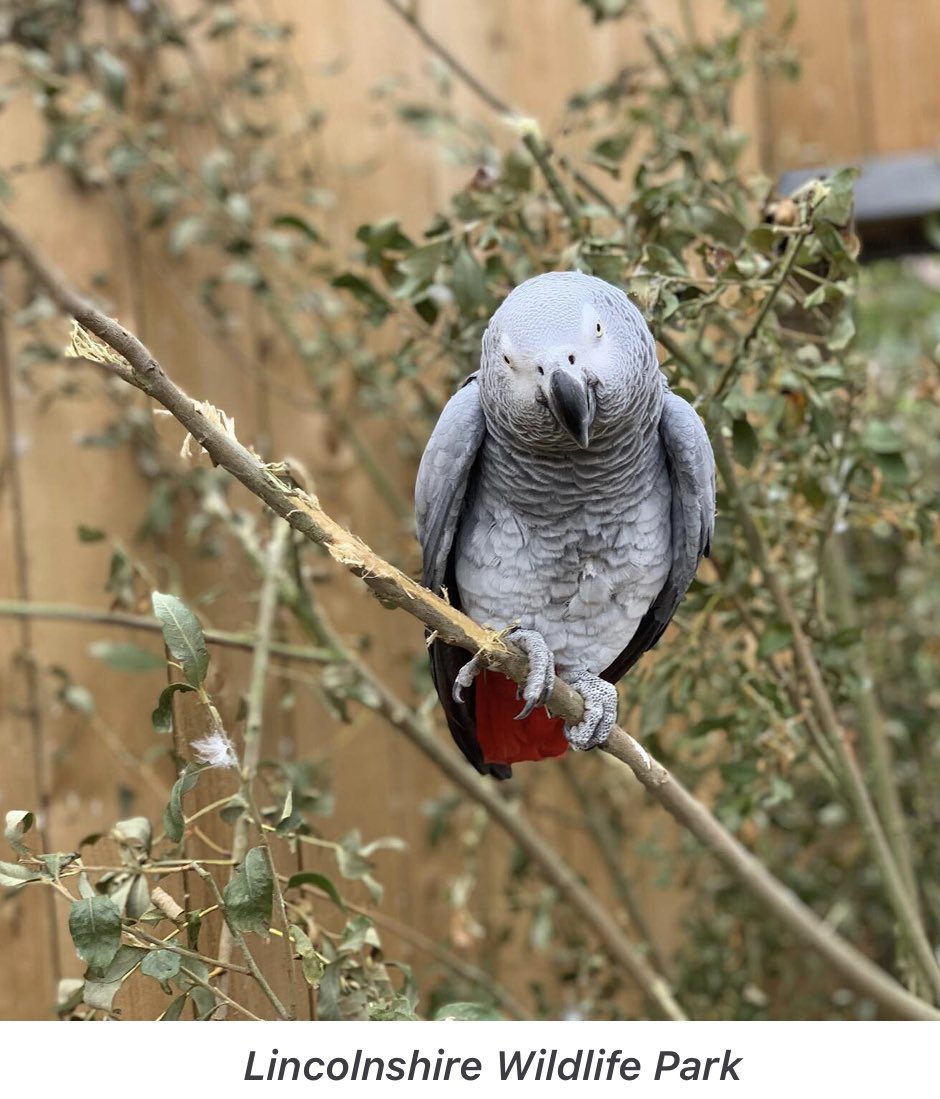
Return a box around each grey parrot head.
[478,270,660,452]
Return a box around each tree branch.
[1,211,936,1020]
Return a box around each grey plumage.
[415,270,715,778]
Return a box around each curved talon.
[515,696,538,721]
[452,653,485,704]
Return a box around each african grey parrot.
[415,271,715,779]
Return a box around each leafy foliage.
[1,0,938,1023]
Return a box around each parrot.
[415,270,715,779]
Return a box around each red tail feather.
[475,669,568,765]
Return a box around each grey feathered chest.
[454,424,673,674]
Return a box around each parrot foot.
[452,653,484,704]
[507,629,556,720]
[565,673,619,751]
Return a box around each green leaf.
[814,167,858,227]
[141,949,181,983]
[826,307,856,350]
[289,925,325,988]
[223,847,273,939]
[732,416,759,468]
[286,871,345,910]
[113,817,152,855]
[40,852,78,880]
[271,213,323,244]
[433,1001,503,1020]
[758,623,792,659]
[151,682,197,734]
[83,945,146,1013]
[89,640,165,673]
[331,273,392,324]
[4,810,33,855]
[162,994,188,1021]
[163,764,202,844]
[93,48,127,109]
[451,243,489,312]
[77,525,106,542]
[0,860,40,888]
[151,592,209,688]
[69,896,122,970]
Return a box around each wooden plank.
[863,0,940,154]
[765,0,868,171]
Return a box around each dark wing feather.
[601,389,715,684]
[415,376,511,779]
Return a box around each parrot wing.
[601,388,715,683]
[415,376,512,777]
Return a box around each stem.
[191,863,291,1020]
[707,227,807,406]
[217,520,296,1018]
[560,758,672,978]
[178,965,262,1021]
[0,271,64,987]
[0,600,331,663]
[822,536,920,910]
[2,212,936,1019]
[380,0,584,231]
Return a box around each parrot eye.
[595,321,604,337]
[503,354,512,366]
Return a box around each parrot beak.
[547,369,594,449]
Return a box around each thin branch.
[822,536,920,911]
[706,227,807,407]
[560,758,671,978]
[179,964,262,1021]
[0,270,64,984]
[190,862,291,1020]
[379,0,584,230]
[0,599,332,663]
[1,212,936,1020]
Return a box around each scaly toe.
[565,673,619,751]
[508,628,555,721]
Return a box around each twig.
[0,600,332,663]
[822,536,920,912]
[128,927,252,976]
[379,0,584,231]
[707,227,807,406]
[190,863,291,1020]
[179,964,262,1021]
[218,520,296,1018]
[0,271,64,984]
[0,212,936,1019]
[560,758,671,978]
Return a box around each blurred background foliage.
[0,0,938,1020]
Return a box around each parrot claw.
[452,653,485,704]
[564,673,619,751]
[506,629,555,721]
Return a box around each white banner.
[3,1020,934,1095]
